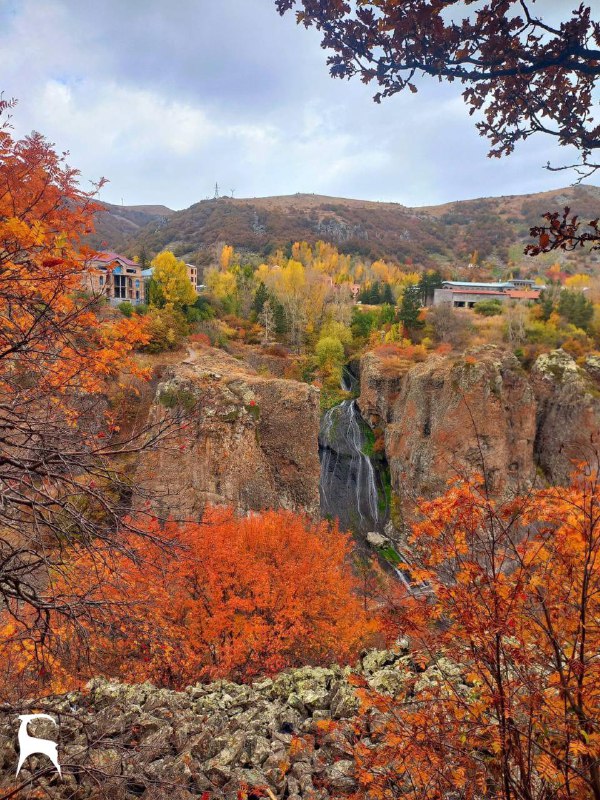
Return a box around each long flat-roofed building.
[433,279,542,308]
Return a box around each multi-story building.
[85,252,144,305]
[186,263,198,287]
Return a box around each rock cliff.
[358,347,600,519]
[357,350,407,428]
[135,346,321,520]
[531,350,600,483]
[0,648,465,800]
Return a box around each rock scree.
[0,647,463,799]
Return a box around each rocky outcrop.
[135,346,321,520]
[381,347,537,507]
[531,350,600,483]
[0,647,466,800]
[358,346,600,518]
[358,350,408,428]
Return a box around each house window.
[114,274,127,299]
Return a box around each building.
[433,279,542,309]
[85,252,144,305]
[186,263,199,287]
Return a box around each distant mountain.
[87,202,175,251]
[92,186,600,268]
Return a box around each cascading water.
[319,368,389,534]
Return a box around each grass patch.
[158,387,197,411]
[379,545,401,566]
[320,383,350,411]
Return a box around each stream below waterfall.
[318,368,390,535]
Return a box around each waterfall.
[319,392,387,534]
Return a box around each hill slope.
[95,185,600,267]
[87,202,175,251]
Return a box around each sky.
[0,0,596,210]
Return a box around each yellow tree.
[219,244,234,271]
[150,250,196,307]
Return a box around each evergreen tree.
[418,271,443,305]
[272,297,288,336]
[253,281,269,315]
[559,289,594,331]
[398,284,423,336]
[138,247,149,271]
[539,288,556,322]
[382,283,395,305]
[370,281,382,304]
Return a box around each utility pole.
[230,188,236,198]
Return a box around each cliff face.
[357,350,407,428]
[531,351,600,484]
[358,347,600,515]
[135,346,321,520]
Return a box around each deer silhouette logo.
[16,714,61,778]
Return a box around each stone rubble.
[0,647,448,800]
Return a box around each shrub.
[141,307,190,353]
[52,508,380,687]
[265,343,289,358]
[316,335,345,369]
[473,299,503,316]
[189,332,211,347]
[117,301,134,318]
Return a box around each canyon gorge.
[131,343,600,544]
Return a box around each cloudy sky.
[0,0,594,209]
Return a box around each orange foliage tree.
[0,102,176,693]
[353,472,600,800]
[49,508,379,690]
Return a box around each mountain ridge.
[92,184,600,268]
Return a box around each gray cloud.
[0,0,590,209]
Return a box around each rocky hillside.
[96,185,600,267]
[359,347,600,522]
[134,345,321,520]
[86,202,174,251]
[0,645,461,800]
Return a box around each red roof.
[506,290,541,299]
[93,251,138,267]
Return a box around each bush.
[53,508,379,687]
[316,335,345,369]
[265,343,289,358]
[189,332,212,347]
[117,301,134,318]
[141,307,190,353]
[134,303,149,315]
[525,319,561,347]
[184,295,215,325]
[474,299,503,316]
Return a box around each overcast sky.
[0,0,596,210]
